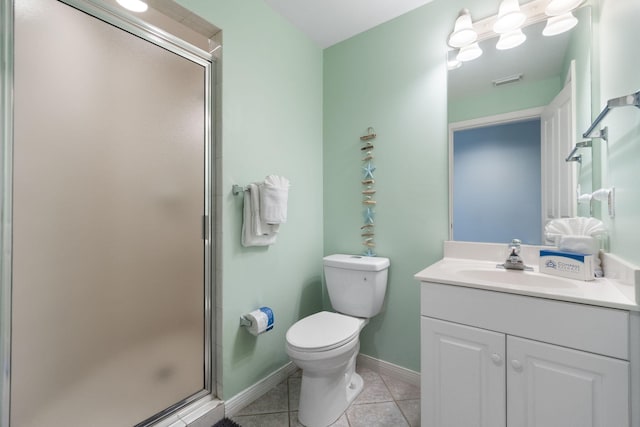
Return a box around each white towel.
[544,218,606,277]
[260,175,290,224]
[544,217,607,245]
[241,184,278,247]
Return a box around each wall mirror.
[447,6,592,244]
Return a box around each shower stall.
[1,0,216,425]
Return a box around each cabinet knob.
[511,359,523,372]
[491,353,503,365]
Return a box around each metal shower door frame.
[0,1,217,426]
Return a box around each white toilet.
[285,254,390,427]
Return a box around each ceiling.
[262,0,435,48]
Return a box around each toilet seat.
[286,311,364,352]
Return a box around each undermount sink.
[457,267,578,289]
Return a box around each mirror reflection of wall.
[448,6,592,244]
[452,119,542,244]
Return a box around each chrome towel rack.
[566,89,640,162]
[565,140,592,163]
[583,90,640,140]
[232,184,248,195]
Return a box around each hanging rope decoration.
[360,127,377,256]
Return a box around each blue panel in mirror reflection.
[453,119,542,244]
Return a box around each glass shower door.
[12,0,210,425]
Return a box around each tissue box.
[539,249,595,281]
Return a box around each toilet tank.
[323,254,390,318]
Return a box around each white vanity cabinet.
[420,282,633,427]
[421,317,506,427]
[507,335,628,427]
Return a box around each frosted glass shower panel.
[12,0,207,426]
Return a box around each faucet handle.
[509,238,521,255]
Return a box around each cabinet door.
[507,336,629,427]
[421,317,506,427]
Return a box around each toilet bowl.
[286,311,367,427]
[285,254,390,427]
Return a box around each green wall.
[448,76,561,123]
[323,0,479,373]
[178,0,324,399]
[596,0,640,265]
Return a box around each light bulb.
[447,49,462,70]
[116,0,148,13]
[496,29,527,50]
[493,0,526,34]
[448,9,478,48]
[543,12,578,36]
[456,42,483,62]
[447,57,462,70]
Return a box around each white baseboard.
[357,353,421,387]
[224,362,298,417]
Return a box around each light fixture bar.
[492,73,523,86]
[471,0,550,44]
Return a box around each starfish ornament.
[363,207,375,224]
[362,162,376,180]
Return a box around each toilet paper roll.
[245,307,274,336]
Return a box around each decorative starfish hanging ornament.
[362,161,376,180]
[360,127,378,256]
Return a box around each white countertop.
[415,242,640,311]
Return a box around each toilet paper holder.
[239,306,275,336]
[239,315,253,327]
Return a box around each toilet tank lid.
[323,254,390,271]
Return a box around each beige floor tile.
[346,401,409,427]
[232,412,289,427]
[353,366,394,404]
[288,376,301,412]
[235,380,288,416]
[289,411,349,427]
[380,374,421,401]
[397,399,421,427]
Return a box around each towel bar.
[232,184,248,195]
[582,90,640,139]
[565,140,592,163]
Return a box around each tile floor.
[231,366,420,427]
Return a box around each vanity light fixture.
[545,0,584,16]
[456,42,483,62]
[448,9,478,48]
[496,29,527,50]
[116,0,148,13]
[543,12,578,36]
[493,0,526,34]
[445,0,583,65]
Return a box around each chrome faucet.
[499,239,532,271]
